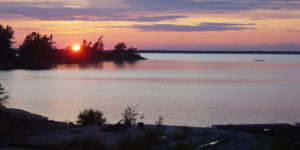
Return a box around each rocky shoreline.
[1,108,299,150]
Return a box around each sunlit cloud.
[0,0,300,50]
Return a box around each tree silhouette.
[92,36,104,52]
[112,42,142,59]
[127,47,138,56]
[78,36,104,61]
[0,25,15,61]
[19,32,57,62]
[114,42,127,53]
[1,25,143,65]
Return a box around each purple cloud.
[122,0,300,11]
[0,5,186,22]
[144,43,300,51]
[130,23,255,32]
[0,0,300,22]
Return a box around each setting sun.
[72,44,80,51]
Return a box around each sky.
[1,0,300,50]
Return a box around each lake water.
[1,54,300,126]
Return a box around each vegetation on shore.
[0,84,9,107]
[0,83,9,123]
[77,109,107,126]
[122,104,144,126]
[0,84,13,139]
[0,25,145,70]
[1,84,300,150]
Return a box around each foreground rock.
[0,108,70,147]
[25,125,273,150]
[6,108,70,136]
[1,108,299,150]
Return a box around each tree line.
[0,25,143,65]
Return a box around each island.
[0,25,145,70]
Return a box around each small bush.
[0,84,10,128]
[155,116,165,134]
[0,83,9,107]
[122,105,143,125]
[77,108,106,126]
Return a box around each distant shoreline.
[138,50,300,54]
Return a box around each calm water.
[1,54,300,126]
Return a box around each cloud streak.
[0,0,300,22]
[0,5,186,22]
[122,0,300,11]
[145,43,300,51]
[131,23,255,32]
[286,29,300,32]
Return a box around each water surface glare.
[1,54,300,126]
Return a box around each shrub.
[77,108,106,126]
[0,84,9,120]
[155,116,165,134]
[0,83,9,107]
[122,105,143,125]
[0,84,13,138]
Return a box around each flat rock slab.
[26,125,272,150]
[27,125,145,148]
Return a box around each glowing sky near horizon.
[1,0,300,50]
